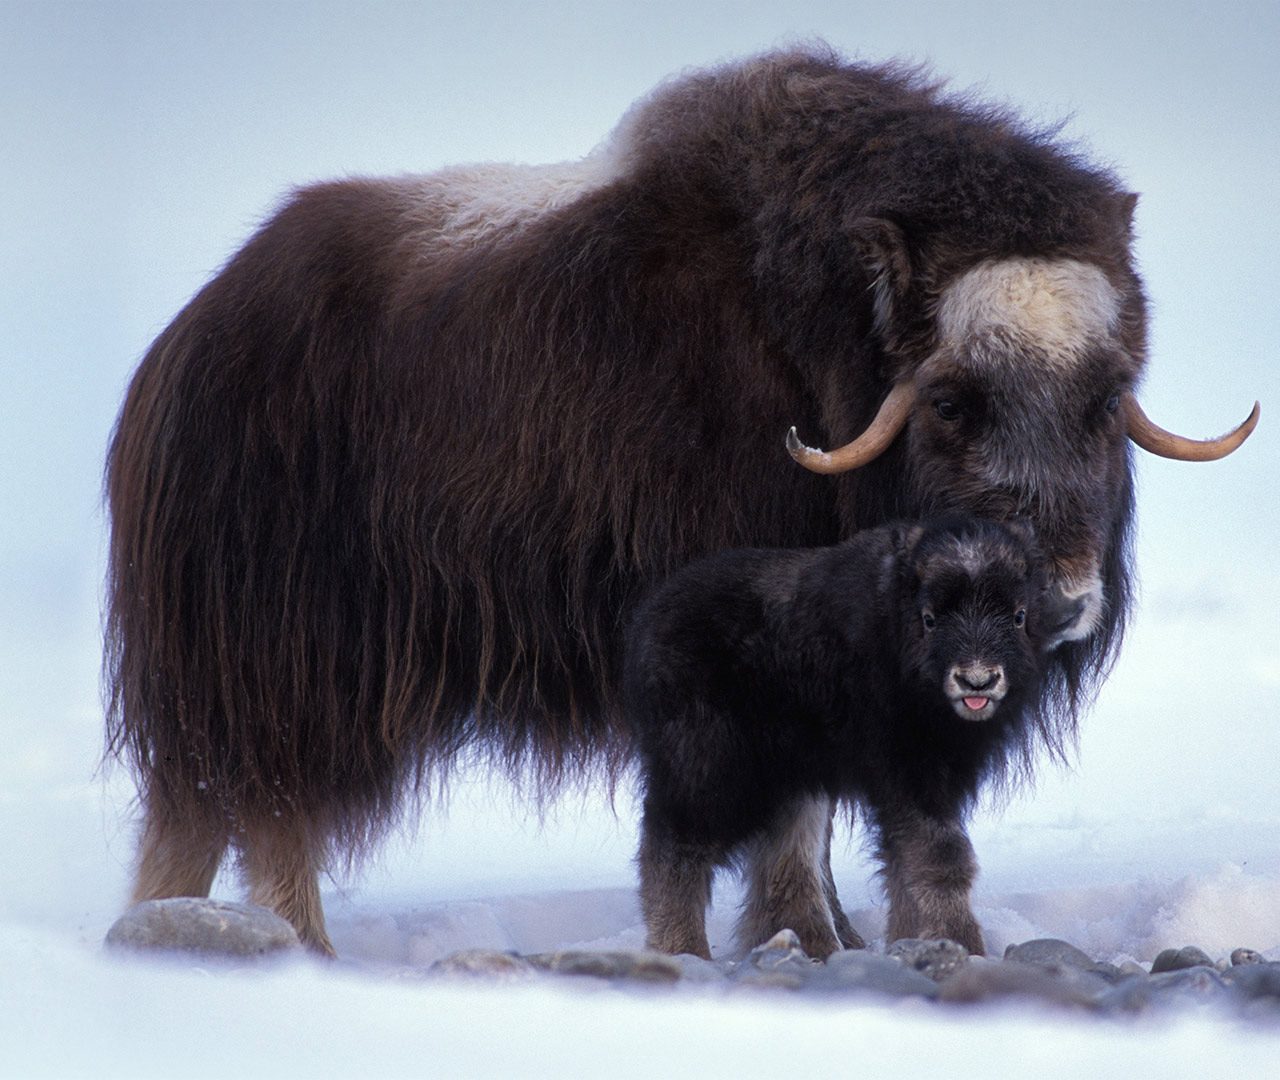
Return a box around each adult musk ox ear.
[847,216,912,334]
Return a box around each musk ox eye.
[1104,393,1121,415]
[1014,608,1027,628]
[922,610,937,631]
[934,399,961,422]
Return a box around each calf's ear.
[889,522,927,582]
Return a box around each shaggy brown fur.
[107,46,1147,952]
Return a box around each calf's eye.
[1014,608,1027,628]
[922,611,937,631]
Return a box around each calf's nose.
[954,666,1001,693]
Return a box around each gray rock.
[732,929,817,990]
[671,953,732,984]
[1150,945,1215,973]
[105,898,301,959]
[1231,948,1265,967]
[1100,966,1228,1014]
[886,938,969,983]
[1222,961,1280,1001]
[809,949,940,1000]
[525,949,683,984]
[1004,938,1096,970]
[745,929,808,965]
[1087,962,1124,984]
[938,958,1109,1011]
[429,949,537,981]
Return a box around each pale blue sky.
[2,0,1276,820]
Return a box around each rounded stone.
[1004,938,1097,971]
[105,898,301,959]
[886,938,970,983]
[526,949,683,984]
[938,958,1109,1010]
[1222,961,1280,1001]
[743,929,813,971]
[810,949,940,999]
[1101,965,1228,1014]
[429,949,537,980]
[1150,946,1215,974]
[1231,948,1265,967]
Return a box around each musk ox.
[105,46,1257,955]
[627,517,1067,959]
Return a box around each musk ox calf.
[627,517,1071,960]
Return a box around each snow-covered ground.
[3,691,1279,1079]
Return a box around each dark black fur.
[106,45,1155,952]
[627,518,1062,958]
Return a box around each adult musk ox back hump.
[105,45,1257,954]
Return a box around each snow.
[2,730,1279,1079]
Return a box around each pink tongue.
[963,697,989,711]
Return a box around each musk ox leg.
[131,807,227,904]
[637,825,716,960]
[873,805,984,955]
[737,795,845,959]
[240,818,335,957]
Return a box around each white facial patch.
[1051,574,1105,648]
[936,258,1121,371]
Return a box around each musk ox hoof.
[105,898,301,960]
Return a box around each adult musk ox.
[627,517,1064,960]
[105,46,1258,955]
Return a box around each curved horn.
[786,380,917,474]
[1125,395,1260,462]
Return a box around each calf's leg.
[872,803,984,955]
[738,795,846,959]
[820,803,866,950]
[637,821,716,959]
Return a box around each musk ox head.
[789,251,1259,655]
[898,518,1063,725]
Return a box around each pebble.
[104,905,1278,1024]
[525,949,683,984]
[886,937,969,982]
[938,957,1109,1011]
[1150,945,1215,974]
[104,898,301,959]
[427,934,1280,1023]
[732,929,818,990]
[429,949,537,981]
[809,949,939,1000]
[1101,965,1228,1013]
[1232,948,1265,967]
[1004,938,1094,970]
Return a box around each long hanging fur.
[105,46,1142,879]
